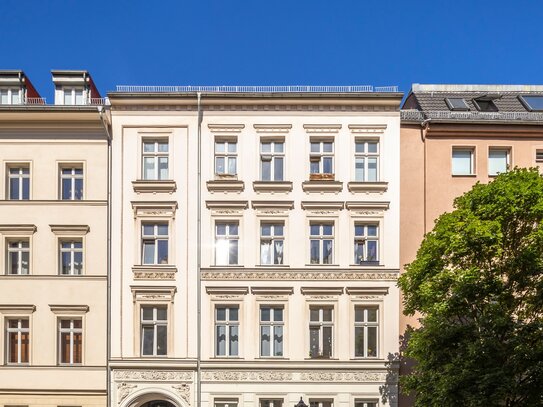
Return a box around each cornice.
[0,224,37,234]
[207,123,245,133]
[49,224,90,236]
[253,124,292,134]
[201,269,399,281]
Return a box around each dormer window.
[63,88,85,105]
[445,98,469,111]
[0,88,21,105]
[519,95,543,112]
[473,97,498,112]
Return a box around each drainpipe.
[196,92,203,407]
[420,118,430,233]
[98,106,112,407]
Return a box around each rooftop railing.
[401,110,543,122]
[115,85,399,93]
[25,97,47,105]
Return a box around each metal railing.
[115,85,399,93]
[401,110,543,122]
[87,97,109,105]
[24,97,47,105]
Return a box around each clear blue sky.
[2,0,542,100]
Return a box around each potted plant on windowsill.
[309,173,335,181]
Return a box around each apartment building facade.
[109,86,402,407]
[0,70,109,407]
[399,84,543,406]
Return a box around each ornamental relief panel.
[134,271,176,280]
[201,271,398,281]
[114,370,194,381]
[200,370,390,383]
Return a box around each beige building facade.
[399,84,543,406]
[109,86,402,407]
[0,71,109,407]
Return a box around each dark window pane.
[229,240,238,264]
[322,326,332,357]
[216,307,226,321]
[229,307,239,321]
[73,332,82,363]
[142,326,154,355]
[274,326,283,356]
[260,307,271,321]
[157,325,167,355]
[261,325,271,356]
[157,239,168,264]
[10,178,19,199]
[216,325,226,355]
[274,157,283,181]
[229,325,239,356]
[355,326,365,357]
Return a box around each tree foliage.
[399,168,543,407]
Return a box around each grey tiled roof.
[401,84,543,123]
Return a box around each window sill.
[253,181,293,193]
[304,357,339,361]
[209,265,245,268]
[207,179,244,193]
[210,356,244,359]
[347,181,388,194]
[302,180,343,193]
[256,264,290,268]
[256,356,289,360]
[350,262,382,267]
[132,265,177,280]
[132,180,177,194]
[350,357,383,361]
[451,174,477,177]
[305,263,340,267]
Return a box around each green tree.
[399,168,543,407]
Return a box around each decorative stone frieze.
[348,124,387,134]
[132,265,177,280]
[114,370,193,381]
[201,270,398,281]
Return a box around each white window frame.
[63,87,85,105]
[354,306,379,358]
[309,306,334,358]
[451,147,475,176]
[140,305,168,357]
[142,139,169,180]
[259,305,284,357]
[6,318,29,364]
[309,399,334,407]
[214,399,239,407]
[310,140,334,175]
[260,140,285,181]
[7,165,30,200]
[309,222,334,265]
[354,400,378,407]
[215,305,239,357]
[488,147,510,176]
[6,239,30,275]
[215,140,238,176]
[354,139,379,182]
[260,222,284,265]
[354,224,379,264]
[59,239,83,275]
[58,318,82,365]
[215,221,239,265]
[141,223,169,265]
[0,88,21,105]
[60,166,84,200]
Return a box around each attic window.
[445,98,469,111]
[473,97,498,112]
[535,150,543,162]
[519,95,543,112]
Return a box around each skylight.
[519,95,543,112]
[445,98,469,111]
[473,97,498,112]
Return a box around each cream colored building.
[109,86,402,407]
[0,70,109,407]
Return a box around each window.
[60,167,83,200]
[354,401,377,407]
[6,319,29,364]
[215,140,237,176]
[7,240,29,275]
[58,319,82,364]
[536,150,543,163]
[355,306,378,358]
[215,222,239,265]
[488,148,509,176]
[215,306,239,356]
[260,223,284,265]
[0,88,21,104]
[354,224,379,264]
[260,400,283,407]
[445,98,469,111]
[142,223,168,265]
[519,95,543,112]
[310,141,334,175]
[59,240,83,275]
[141,306,167,356]
[63,88,84,105]
[310,223,334,264]
[260,306,283,357]
[473,97,498,112]
[355,140,379,182]
[7,166,30,200]
[309,400,333,407]
[309,307,333,358]
[215,400,238,407]
[452,148,474,175]
[260,141,284,181]
[142,139,169,180]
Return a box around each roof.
[401,84,543,124]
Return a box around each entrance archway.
[141,401,176,407]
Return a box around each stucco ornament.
[114,370,193,381]
[172,384,191,404]
[117,382,137,404]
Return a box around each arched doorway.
[141,401,176,407]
